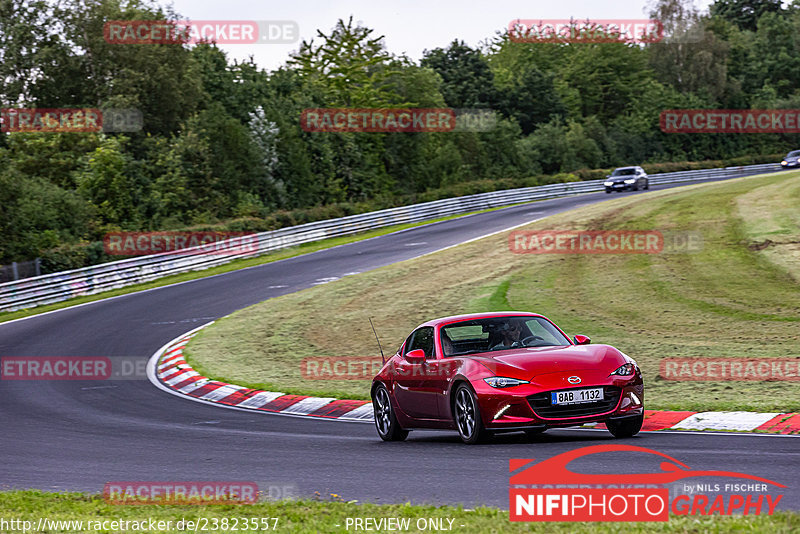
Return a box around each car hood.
[471,344,626,380]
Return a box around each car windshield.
[611,168,636,176]
[440,316,571,356]
[787,151,800,158]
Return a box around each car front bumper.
[606,182,635,191]
[473,379,645,430]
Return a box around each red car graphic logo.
[510,444,786,487]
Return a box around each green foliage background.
[1,0,799,270]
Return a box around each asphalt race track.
[1,176,798,509]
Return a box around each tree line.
[1,0,798,270]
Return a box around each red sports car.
[371,312,644,444]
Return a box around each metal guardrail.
[0,163,781,312]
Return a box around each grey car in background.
[604,166,649,193]
[781,150,800,169]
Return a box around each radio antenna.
[369,317,385,364]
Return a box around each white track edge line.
[0,199,562,328]
[2,174,777,327]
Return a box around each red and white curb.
[146,323,374,423]
[584,410,800,434]
[148,325,800,434]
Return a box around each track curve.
[1,177,798,508]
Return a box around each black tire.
[372,384,408,441]
[453,384,491,444]
[605,189,612,194]
[606,413,644,438]
[644,179,649,190]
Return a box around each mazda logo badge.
[568,376,581,384]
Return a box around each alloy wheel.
[455,387,475,438]
[374,387,392,436]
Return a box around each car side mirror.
[405,349,426,364]
[573,335,591,345]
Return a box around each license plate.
[551,388,603,405]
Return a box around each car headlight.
[484,377,529,388]
[610,363,636,376]
[782,160,788,165]
[623,179,636,184]
[603,181,613,186]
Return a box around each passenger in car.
[440,330,455,357]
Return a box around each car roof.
[614,166,638,170]
[416,311,546,329]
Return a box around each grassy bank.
[0,491,797,533]
[186,171,800,412]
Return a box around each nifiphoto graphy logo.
[509,445,786,522]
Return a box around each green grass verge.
[0,206,511,325]
[186,171,800,412]
[0,491,797,533]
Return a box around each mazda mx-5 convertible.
[371,312,644,444]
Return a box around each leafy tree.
[256,68,330,209]
[523,119,604,174]
[30,0,203,136]
[0,0,61,105]
[192,44,270,123]
[648,0,732,103]
[77,136,152,227]
[710,0,783,31]
[495,67,566,134]
[559,43,655,122]
[2,3,800,266]
[747,11,800,98]
[288,16,404,107]
[0,167,94,262]
[421,40,498,108]
[1,132,101,188]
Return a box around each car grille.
[527,386,621,418]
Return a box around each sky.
[163,0,718,71]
